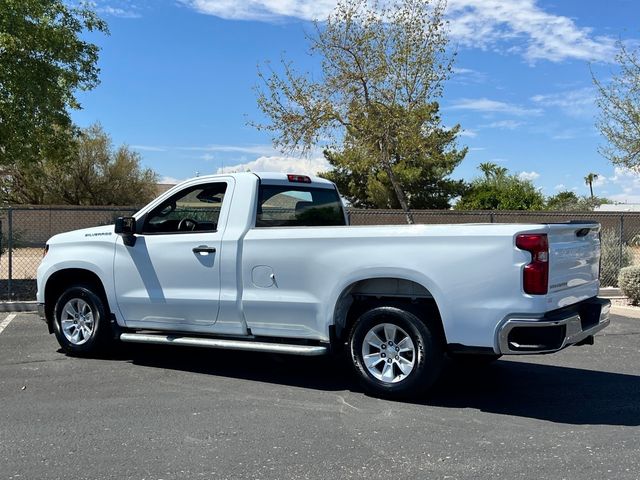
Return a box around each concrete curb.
[0,301,38,313]
[611,305,640,319]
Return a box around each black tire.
[52,285,111,356]
[449,353,502,366]
[348,306,444,399]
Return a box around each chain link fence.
[0,206,137,300]
[1,206,639,300]
[349,209,640,288]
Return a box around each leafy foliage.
[322,103,466,209]
[593,42,640,168]
[0,0,108,166]
[253,0,464,221]
[618,266,640,305]
[600,229,632,287]
[455,163,545,210]
[1,124,159,205]
[545,190,610,211]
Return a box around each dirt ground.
[0,247,43,280]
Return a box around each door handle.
[192,246,216,254]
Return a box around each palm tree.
[478,162,507,180]
[584,173,599,199]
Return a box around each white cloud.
[587,167,640,202]
[131,145,167,152]
[607,167,640,188]
[449,98,542,116]
[451,67,487,84]
[182,0,618,63]
[531,87,596,118]
[446,0,616,63]
[608,194,640,204]
[591,174,607,187]
[181,0,336,21]
[94,2,142,18]
[518,171,540,181]
[482,120,524,130]
[554,184,566,191]
[159,176,183,184]
[217,155,330,176]
[551,130,579,140]
[458,129,477,138]
[99,6,141,18]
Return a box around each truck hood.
[48,225,117,245]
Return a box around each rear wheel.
[52,285,111,356]
[348,306,444,399]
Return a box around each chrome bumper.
[498,298,611,355]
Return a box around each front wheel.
[348,306,444,399]
[52,285,111,356]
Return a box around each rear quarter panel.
[240,223,561,349]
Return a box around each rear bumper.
[497,297,611,355]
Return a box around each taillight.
[516,234,548,295]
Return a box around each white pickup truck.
[37,172,610,398]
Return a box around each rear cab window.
[256,184,346,227]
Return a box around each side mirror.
[115,217,137,246]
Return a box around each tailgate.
[547,223,601,293]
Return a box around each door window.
[142,182,227,234]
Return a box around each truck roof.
[178,171,336,189]
[253,172,335,188]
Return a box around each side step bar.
[119,333,328,356]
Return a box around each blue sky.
[73,0,640,202]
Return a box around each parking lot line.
[0,313,17,335]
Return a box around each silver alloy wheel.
[60,298,95,345]
[361,323,416,384]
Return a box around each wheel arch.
[43,268,110,333]
[330,273,447,347]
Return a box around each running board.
[119,333,328,356]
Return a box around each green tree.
[322,103,466,209]
[1,124,159,205]
[584,172,599,199]
[478,162,507,179]
[545,190,610,211]
[0,0,108,166]
[253,0,463,222]
[593,41,640,168]
[456,164,545,210]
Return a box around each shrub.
[600,229,632,287]
[619,266,640,304]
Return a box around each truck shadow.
[108,344,640,426]
[427,360,640,426]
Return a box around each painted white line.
[0,313,18,336]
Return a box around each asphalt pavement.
[0,312,639,480]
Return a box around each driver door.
[113,180,231,329]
